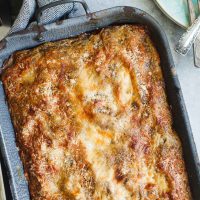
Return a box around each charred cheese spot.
[115,168,125,182]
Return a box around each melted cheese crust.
[2,25,191,200]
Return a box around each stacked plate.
[154,0,199,28]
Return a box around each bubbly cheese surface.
[2,25,191,200]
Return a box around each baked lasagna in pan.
[1,25,191,200]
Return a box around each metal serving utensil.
[175,0,200,56]
[194,0,200,67]
[0,164,6,200]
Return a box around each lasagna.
[1,25,191,200]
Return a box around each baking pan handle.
[36,0,91,24]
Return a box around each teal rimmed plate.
[154,0,199,28]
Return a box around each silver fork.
[187,0,198,67]
[175,0,200,59]
[194,0,200,67]
[175,0,200,67]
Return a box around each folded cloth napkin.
[10,0,74,33]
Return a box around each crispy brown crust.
[2,25,191,200]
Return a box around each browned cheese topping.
[2,25,191,200]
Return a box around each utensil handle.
[0,163,6,200]
[36,0,91,24]
[187,0,196,24]
[176,16,200,55]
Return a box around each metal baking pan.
[0,1,200,199]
